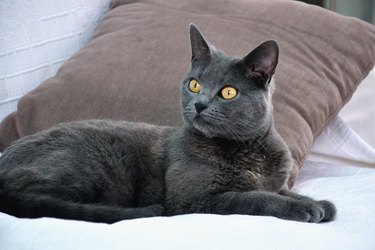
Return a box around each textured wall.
[0,0,110,121]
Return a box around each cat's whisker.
[235,120,269,151]
[220,123,247,150]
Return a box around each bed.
[0,0,375,249]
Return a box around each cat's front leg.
[211,191,328,223]
[278,190,336,222]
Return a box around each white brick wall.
[0,0,110,120]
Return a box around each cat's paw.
[288,201,325,223]
[317,200,336,222]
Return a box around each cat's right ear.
[189,24,211,63]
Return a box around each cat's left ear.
[240,40,279,87]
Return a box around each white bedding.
[1,117,374,250]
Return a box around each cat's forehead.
[195,52,239,85]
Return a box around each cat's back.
[0,119,176,172]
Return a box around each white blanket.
[1,116,374,250]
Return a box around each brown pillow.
[1,0,374,187]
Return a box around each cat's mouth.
[192,114,210,125]
[191,114,218,137]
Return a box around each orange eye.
[221,86,237,100]
[188,79,201,93]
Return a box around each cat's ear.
[189,24,211,63]
[240,40,279,86]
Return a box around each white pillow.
[0,0,110,121]
[339,67,375,148]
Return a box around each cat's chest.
[209,150,270,192]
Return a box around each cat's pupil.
[220,86,237,100]
[188,79,201,93]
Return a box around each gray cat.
[0,24,336,223]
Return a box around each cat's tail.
[0,190,164,223]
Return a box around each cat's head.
[181,24,279,141]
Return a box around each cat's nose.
[195,102,208,114]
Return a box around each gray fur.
[0,24,336,223]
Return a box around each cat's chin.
[188,118,217,138]
[190,118,257,141]
[185,115,234,139]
